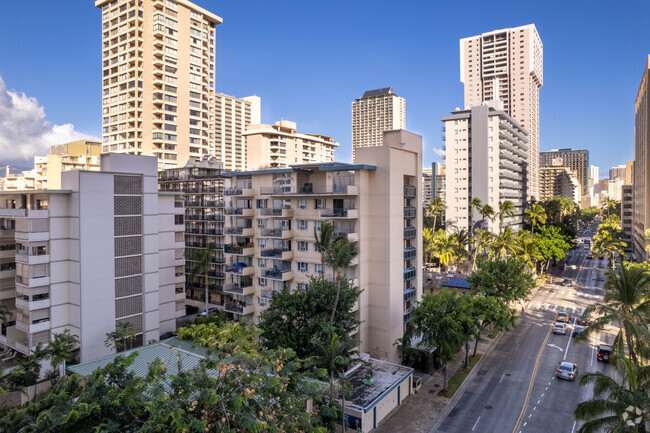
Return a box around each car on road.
[577,315,592,326]
[586,253,593,259]
[599,255,605,260]
[597,345,612,362]
[556,311,570,322]
[572,326,585,338]
[553,323,568,335]
[185,305,200,315]
[556,362,578,381]
[559,279,572,287]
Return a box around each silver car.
[557,362,578,381]
[553,323,567,335]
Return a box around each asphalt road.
[436,240,616,433]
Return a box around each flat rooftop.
[345,357,413,412]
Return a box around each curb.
[426,329,507,433]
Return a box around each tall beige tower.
[460,24,543,199]
[351,87,405,162]
[97,0,222,170]
[633,55,650,261]
[212,94,261,172]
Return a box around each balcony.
[404,207,417,219]
[16,318,51,334]
[404,185,416,198]
[224,244,254,256]
[260,248,292,260]
[225,227,254,237]
[404,247,416,261]
[259,184,358,196]
[404,286,416,303]
[320,208,358,219]
[404,226,417,239]
[223,282,255,296]
[260,227,293,239]
[263,268,293,281]
[224,303,255,316]
[333,231,358,242]
[224,187,253,197]
[404,267,416,281]
[259,208,293,218]
[225,265,254,276]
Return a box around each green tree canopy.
[467,258,535,303]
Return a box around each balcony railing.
[404,207,417,219]
[404,287,416,303]
[320,208,354,218]
[404,226,417,239]
[404,267,416,281]
[264,268,291,279]
[225,227,252,235]
[260,248,290,258]
[404,247,416,261]
[258,184,357,196]
[404,185,416,198]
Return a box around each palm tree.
[48,330,79,376]
[327,238,358,324]
[574,356,650,433]
[575,265,650,366]
[512,231,542,270]
[524,203,547,234]
[0,305,11,335]
[188,243,217,315]
[426,197,446,230]
[497,201,515,232]
[471,229,494,269]
[490,227,516,258]
[644,228,650,253]
[450,228,470,265]
[470,198,483,231]
[479,204,496,230]
[432,229,456,271]
[423,227,435,265]
[601,197,618,218]
[593,220,626,269]
[559,196,576,218]
[314,221,335,278]
[312,334,350,433]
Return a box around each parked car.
[599,255,605,260]
[572,326,585,338]
[185,305,200,315]
[556,362,578,381]
[159,331,176,340]
[200,307,220,316]
[560,279,572,287]
[577,315,592,326]
[553,323,568,335]
[586,253,593,259]
[556,311,570,323]
[597,345,612,362]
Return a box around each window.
[314,264,323,274]
[258,278,267,287]
[258,258,267,267]
[314,199,324,209]
[164,114,177,121]
[297,220,308,230]
[297,283,307,291]
[258,239,268,248]
[297,262,308,272]
[257,219,267,229]
[174,215,183,225]
[314,221,322,231]
[164,124,177,131]
[298,241,308,251]
[256,199,267,209]
[165,104,176,112]
[189,128,200,135]
[297,199,307,209]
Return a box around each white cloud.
[0,75,98,162]
[432,147,445,159]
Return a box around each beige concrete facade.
[622,184,633,254]
[97,0,222,170]
[222,130,422,363]
[460,24,542,199]
[244,120,338,170]
[1,141,102,191]
[625,161,634,185]
[539,162,581,203]
[540,149,589,197]
[211,94,260,172]
[442,105,528,233]
[0,154,185,362]
[351,88,406,162]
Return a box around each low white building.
[0,154,185,362]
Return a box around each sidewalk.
[372,335,497,433]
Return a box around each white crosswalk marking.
[561,290,565,295]
[572,307,576,313]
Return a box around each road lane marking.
[472,416,481,431]
[564,317,578,360]
[533,406,536,411]
[571,420,577,433]
[511,325,552,433]
[500,373,505,383]
[590,331,595,367]
[524,422,527,426]
[528,414,532,418]
[537,400,540,404]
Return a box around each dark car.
[159,331,176,340]
[597,345,612,362]
[560,279,572,287]
[577,315,592,326]
[572,326,585,338]
[599,255,605,260]
[185,304,200,315]
[586,253,593,259]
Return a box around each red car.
[599,255,605,260]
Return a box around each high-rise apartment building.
[97,0,222,170]
[222,130,422,363]
[460,24,543,199]
[432,162,446,202]
[351,88,405,162]
[609,164,627,182]
[158,157,227,310]
[588,165,600,204]
[1,141,102,191]
[625,161,634,185]
[0,154,186,362]
[244,121,338,170]
[422,167,433,206]
[539,160,581,203]
[540,149,589,195]
[622,184,634,253]
[212,94,261,172]
[442,104,528,233]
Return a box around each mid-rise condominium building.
[609,164,627,182]
[0,154,185,363]
[1,141,102,191]
[432,162,446,201]
[96,0,222,170]
[622,184,634,254]
[540,149,589,196]
[422,167,433,206]
[244,121,338,170]
[158,157,227,310]
[351,88,405,162]
[222,129,422,363]
[539,160,581,203]
[460,24,543,199]
[212,94,261,172]
[625,161,634,186]
[588,165,600,206]
[442,104,528,233]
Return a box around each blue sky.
[0,0,648,177]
